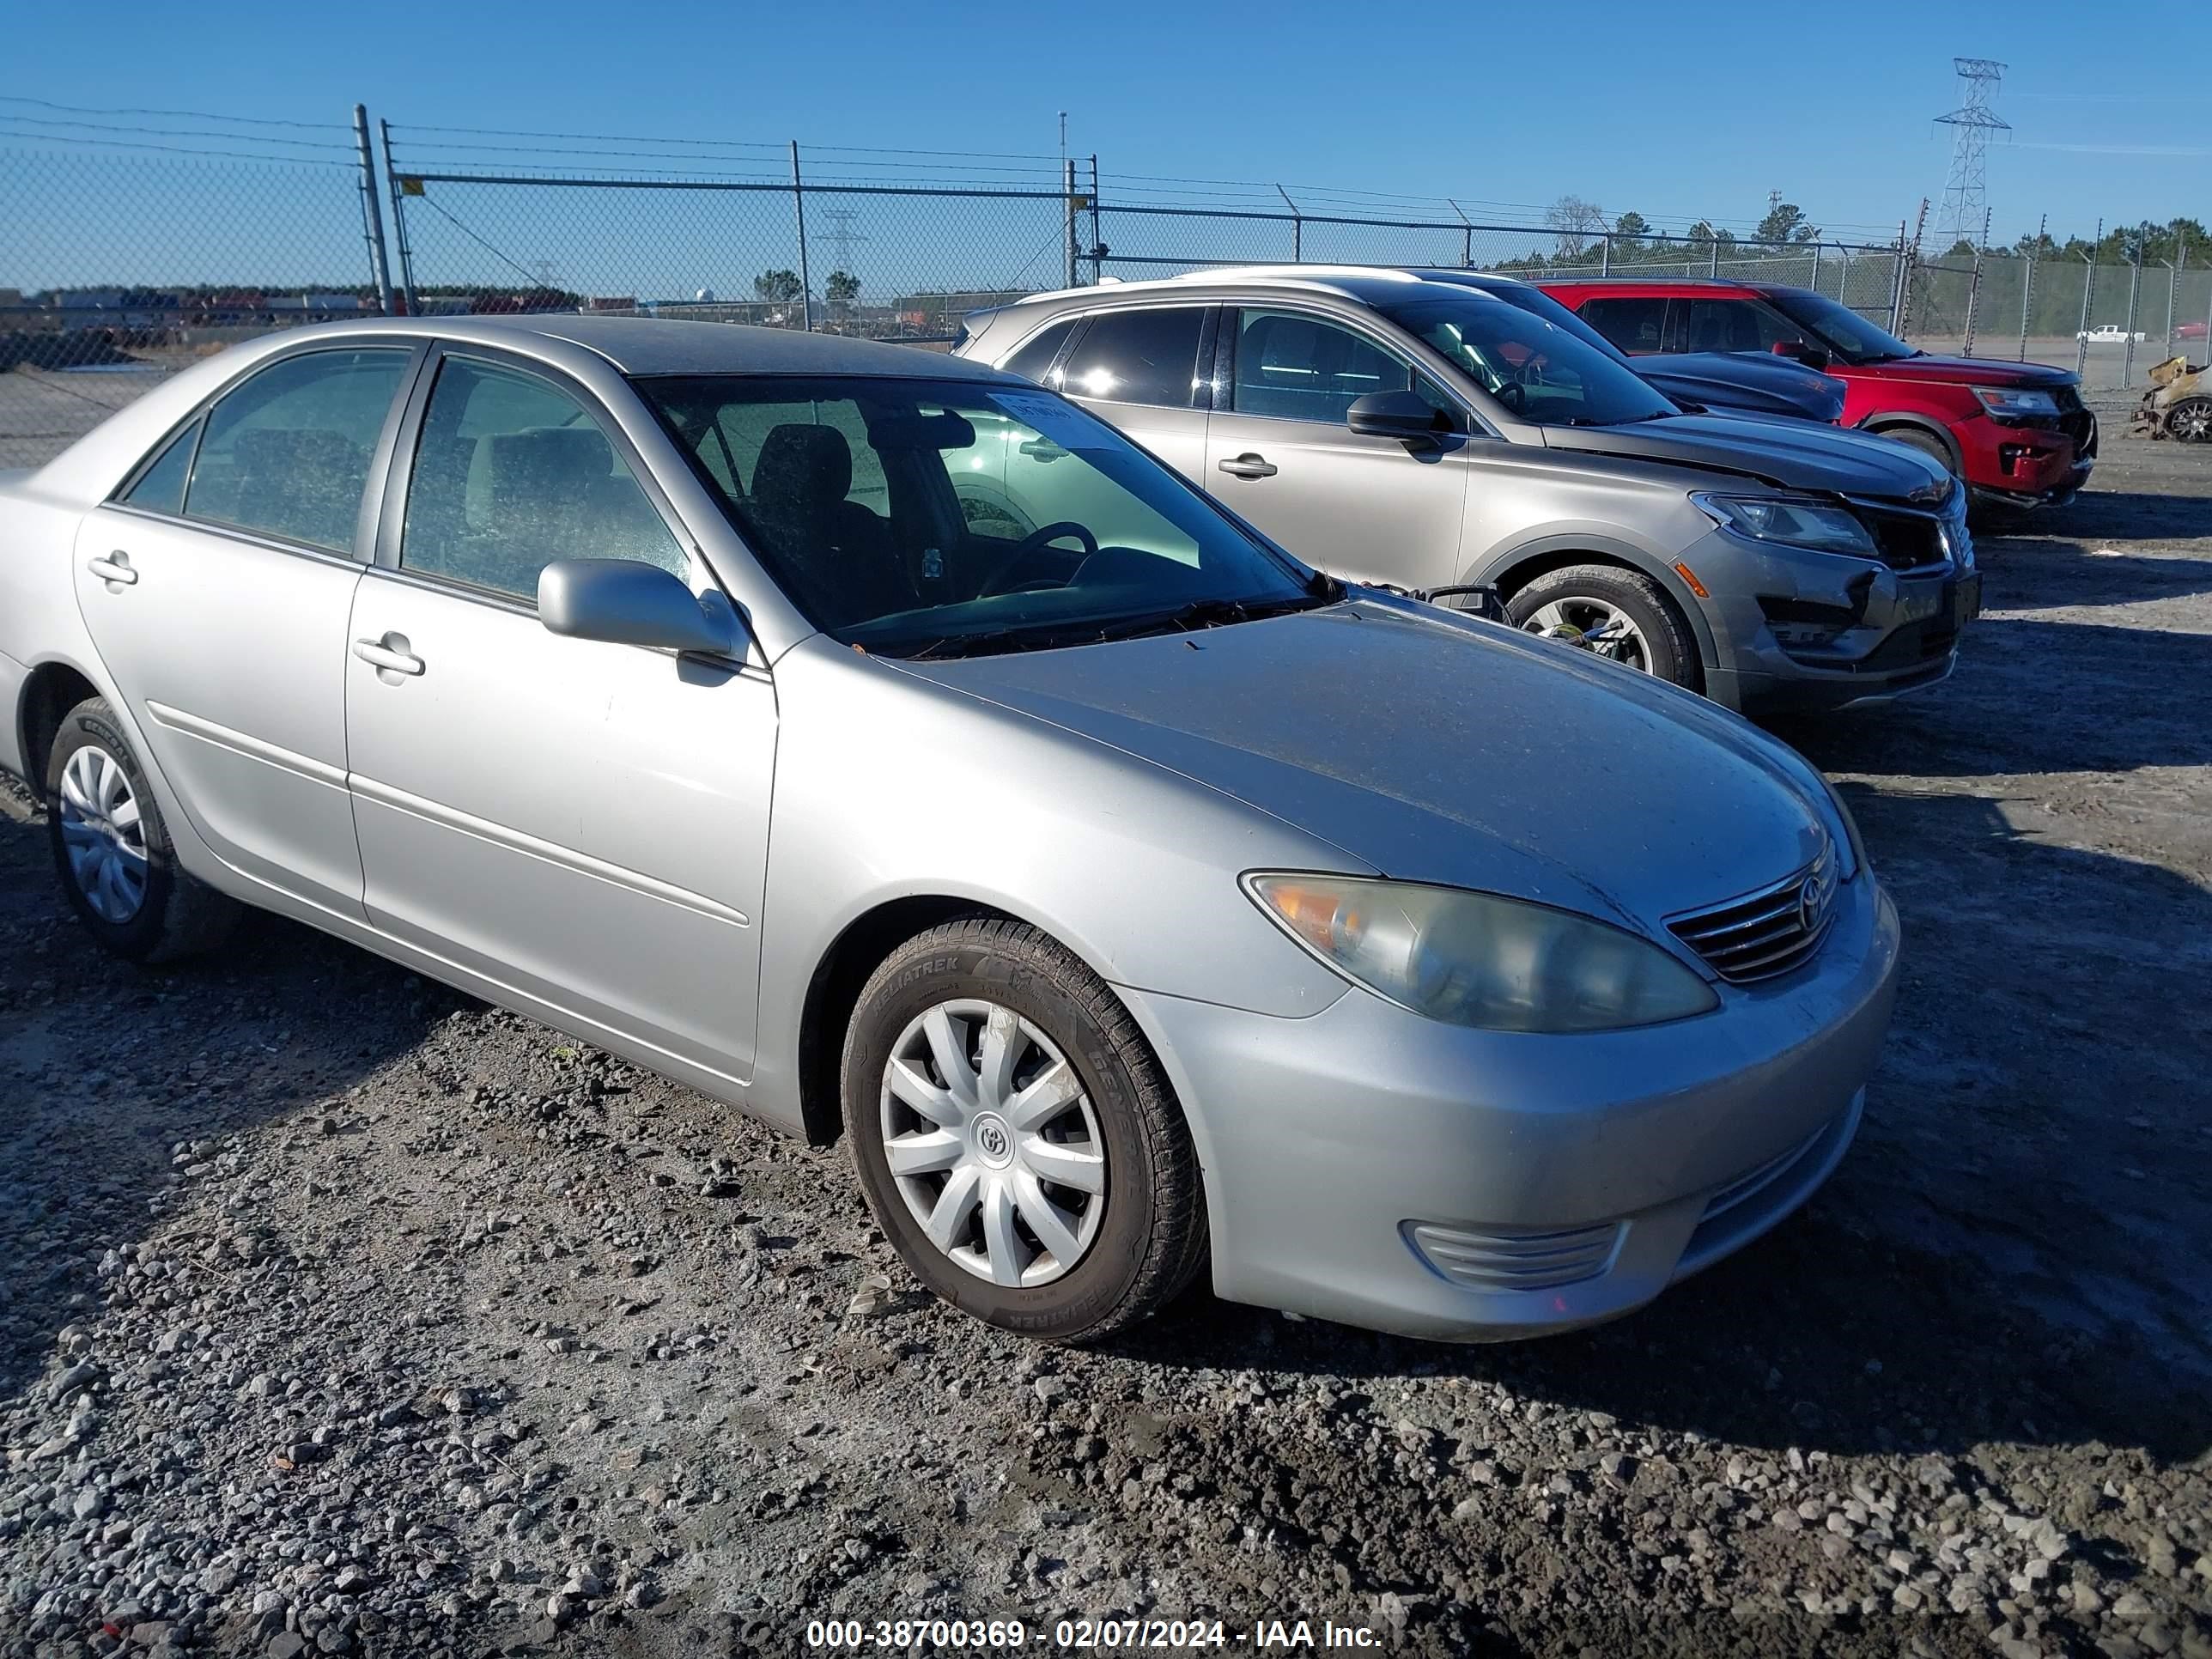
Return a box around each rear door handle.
[1217,453,1278,479]
[352,636,424,676]
[87,553,138,586]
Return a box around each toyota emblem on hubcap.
[972,1113,1013,1167]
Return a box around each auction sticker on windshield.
[989,390,1116,449]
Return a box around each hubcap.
[878,999,1107,1289]
[58,745,149,924]
[1524,597,1653,673]
[2172,400,2212,443]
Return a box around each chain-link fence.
[5,99,2207,467]
[0,111,389,466]
[1904,251,2212,391]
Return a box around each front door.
[343,349,774,1082]
[1201,307,1469,591]
[72,344,416,913]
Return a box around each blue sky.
[4,2,2205,297]
[8,0,2203,240]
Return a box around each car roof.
[1536,276,1773,293]
[1001,264,1534,310]
[267,313,1018,380]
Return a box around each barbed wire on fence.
[3,104,2204,470]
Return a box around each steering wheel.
[978,520,1099,596]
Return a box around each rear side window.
[1001,319,1078,386]
[122,418,202,515]
[1058,308,1206,406]
[183,348,410,555]
[1681,298,1806,355]
[1581,296,1670,355]
[1230,309,1411,422]
[401,356,688,602]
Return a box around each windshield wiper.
[1094,592,1327,642]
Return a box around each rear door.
[1200,306,1468,590]
[343,345,774,1083]
[72,343,418,913]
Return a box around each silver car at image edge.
[0,315,1899,1343]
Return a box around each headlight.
[1692,493,1877,558]
[1246,874,1718,1033]
[1972,386,2059,417]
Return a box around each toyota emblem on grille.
[1798,872,1824,933]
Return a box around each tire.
[2167,398,2212,444]
[842,916,1206,1344]
[44,696,239,963]
[1505,563,1698,690]
[1875,426,1960,479]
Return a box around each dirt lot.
[1,439,2208,1659]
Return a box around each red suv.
[1538,278,2096,512]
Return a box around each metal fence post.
[1708,237,1719,278]
[1277,185,1301,262]
[352,105,396,315]
[2021,213,2043,362]
[1064,160,1079,289]
[790,142,813,331]
[1600,234,1610,276]
[1089,155,1103,285]
[2123,235,2143,388]
[1808,241,1821,297]
[379,118,419,315]
[1448,199,1472,269]
[2075,221,2100,375]
[1838,246,1850,308]
[1962,208,1990,356]
[2165,237,2186,357]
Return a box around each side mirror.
[538,558,744,657]
[1771,340,1833,372]
[1346,390,1457,443]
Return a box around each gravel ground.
[2,438,2209,1659]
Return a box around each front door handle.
[87,552,138,586]
[352,635,425,677]
[1217,453,1278,479]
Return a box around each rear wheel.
[842,917,1206,1343]
[44,696,239,963]
[1505,564,1698,690]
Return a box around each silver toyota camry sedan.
[0,316,1899,1344]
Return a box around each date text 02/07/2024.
[803,1617,1382,1649]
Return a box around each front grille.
[1667,848,1838,983]
[1858,506,1948,572]
[1403,1219,1621,1292]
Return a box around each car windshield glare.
[634,374,1323,657]
[1765,290,1914,363]
[1376,295,1679,428]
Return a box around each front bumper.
[1119,876,1900,1342]
[1959,408,2096,507]
[1680,522,1980,714]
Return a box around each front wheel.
[45,695,239,963]
[1505,564,1698,690]
[842,917,1206,1343]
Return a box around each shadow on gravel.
[0,802,447,1407]
[1112,779,2212,1470]
[1991,489,2212,544]
[1766,612,2212,779]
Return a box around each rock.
[48,1360,100,1404]
[2113,1591,2154,1621]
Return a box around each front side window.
[1763,289,1915,364]
[1376,293,1679,428]
[401,356,688,601]
[1230,309,1412,423]
[183,348,410,555]
[1580,296,1671,354]
[1057,308,1206,406]
[637,374,1324,656]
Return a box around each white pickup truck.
[2077,325,2146,343]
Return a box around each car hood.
[1639,352,1848,423]
[1839,354,2081,390]
[890,599,1832,931]
[1538,411,1951,501]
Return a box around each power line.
[0,95,343,131]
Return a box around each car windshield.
[635,374,1328,658]
[1376,294,1679,427]
[1764,289,1917,364]
[1477,283,1636,367]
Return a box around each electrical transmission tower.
[1935,58,2008,255]
[817,209,867,277]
